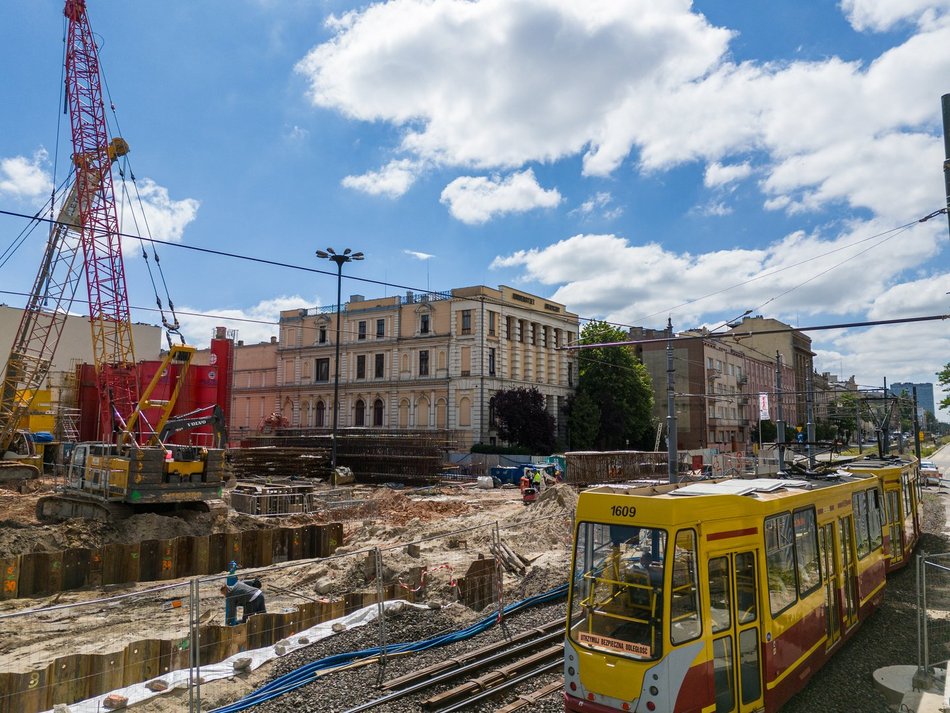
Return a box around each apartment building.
[274,285,579,449]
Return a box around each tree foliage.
[938,363,950,411]
[569,321,655,450]
[492,387,556,454]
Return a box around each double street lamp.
[315,247,364,473]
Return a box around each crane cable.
[99,45,185,348]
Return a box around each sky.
[1,0,949,418]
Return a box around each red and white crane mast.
[63,0,138,439]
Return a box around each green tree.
[573,321,655,450]
[566,389,601,450]
[492,387,556,454]
[938,363,950,411]
[754,419,777,442]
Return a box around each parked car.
[920,460,941,486]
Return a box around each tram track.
[339,617,566,713]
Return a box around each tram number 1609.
[610,505,637,518]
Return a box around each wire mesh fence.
[0,504,575,713]
[918,551,950,691]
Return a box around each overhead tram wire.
[0,206,946,341]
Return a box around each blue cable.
[210,583,568,712]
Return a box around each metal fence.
[917,552,950,693]
[0,510,574,713]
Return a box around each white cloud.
[570,191,623,220]
[116,178,199,251]
[491,217,944,327]
[0,149,52,201]
[296,1,950,227]
[176,295,310,348]
[440,169,561,224]
[403,249,435,260]
[342,159,420,197]
[697,201,733,217]
[704,162,752,188]
[840,0,950,32]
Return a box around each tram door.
[708,551,763,713]
[885,489,904,567]
[838,515,859,631]
[819,523,841,648]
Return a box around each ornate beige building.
[275,285,579,449]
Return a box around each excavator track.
[36,494,133,522]
[0,461,41,483]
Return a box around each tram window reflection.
[765,513,797,615]
[794,507,821,597]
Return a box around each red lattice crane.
[64,0,139,440]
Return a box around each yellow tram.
[564,474,888,713]
[840,456,921,572]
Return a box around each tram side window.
[853,491,870,558]
[902,476,911,522]
[867,488,884,552]
[670,529,701,644]
[793,507,820,597]
[765,513,797,615]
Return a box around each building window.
[459,397,472,427]
[315,401,325,427]
[375,353,384,378]
[357,355,366,379]
[489,396,496,426]
[358,321,367,340]
[354,399,365,426]
[420,314,430,334]
[461,310,472,334]
[316,358,329,382]
[376,319,385,338]
[460,346,471,376]
[488,311,496,336]
[489,347,496,376]
[319,326,327,344]
[373,398,384,427]
[419,350,429,376]
[568,361,573,387]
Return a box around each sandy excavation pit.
[0,479,576,695]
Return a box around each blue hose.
[210,583,568,712]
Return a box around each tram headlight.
[649,685,659,696]
[568,666,575,676]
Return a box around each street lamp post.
[315,247,364,473]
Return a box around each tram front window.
[569,523,668,660]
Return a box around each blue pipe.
[210,583,567,712]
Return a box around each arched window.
[398,399,409,428]
[417,395,430,427]
[283,397,294,425]
[354,399,365,427]
[315,401,325,427]
[436,398,447,429]
[459,396,471,427]
[302,401,312,427]
[373,398,384,427]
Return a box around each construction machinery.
[1,0,227,519]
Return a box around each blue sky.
[1,0,949,416]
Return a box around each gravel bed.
[246,492,948,713]
[254,598,569,713]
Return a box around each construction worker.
[220,580,266,623]
[532,468,544,493]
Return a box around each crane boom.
[64,0,138,440]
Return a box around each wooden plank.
[225,532,242,569]
[208,533,227,574]
[123,639,163,687]
[192,535,210,576]
[256,529,274,567]
[86,651,125,707]
[159,539,176,581]
[48,653,88,707]
[30,551,64,595]
[0,557,18,600]
[87,548,103,588]
[139,540,161,582]
[3,666,51,713]
[272,529,289,563]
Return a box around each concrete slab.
[873,663,949,712]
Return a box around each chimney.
[270,336,277,344]
[214,326,227,340]
[237,340,244,346]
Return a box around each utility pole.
[856,396,863,454]
[776,352,786,474]
[942,94,950,240]
[882,378,890,455]
[913,386,923,466]
[806,369,815,470]
[666,318,678,483]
